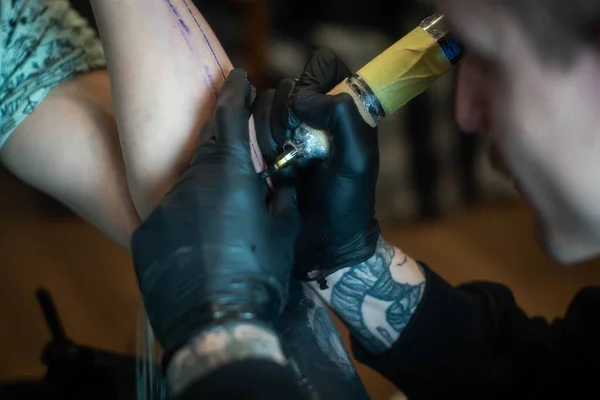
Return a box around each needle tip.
[259,167,275,180]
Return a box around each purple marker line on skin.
[249,132,266,170]
[182,0,226,80]
[163,0,195,55]
[181,0,223,103]
[164,0,190,33]
[180,0,264,169]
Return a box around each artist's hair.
[503,0,600,63]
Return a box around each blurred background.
[2,0,600,399]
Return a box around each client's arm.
[2,0,246,247]
[1,71,139,247]
[0,2,138,247]
[90,0,262,219]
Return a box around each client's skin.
[1,66,139,248]
[90,0,263,220]
[1,0,247,248]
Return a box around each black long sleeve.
[352,264,600,399]
[176,359,305,400]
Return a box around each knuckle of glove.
[307,49,345,77]
[330,93,356,121]
[214,103,237,130]
[329,94,378,176]
[312,48,337,63]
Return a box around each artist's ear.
[455,57,489,134]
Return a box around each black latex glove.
[131,69,300,361]
[255,50,380,283]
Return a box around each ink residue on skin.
[165,0,266,171]
[202,64,220,99]
[182,0,226,80]
[164,0,190,33]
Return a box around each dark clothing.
[354,264,600,399]
[178,263,600,399]
[178,360,305,400]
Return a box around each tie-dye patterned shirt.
[0,0,106,148]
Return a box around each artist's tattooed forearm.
[311,237,425,354]
[167,321,285,397]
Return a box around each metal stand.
[0,288,139,399]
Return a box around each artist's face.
[439,0,600,264]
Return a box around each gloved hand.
[255,50,381,285]
[131,69,300,361]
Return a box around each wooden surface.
[2,167,600,399]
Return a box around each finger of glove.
[252,79,297,161]
[292,51,353,131]
[254,88,280,164]
[270,186,301,236]
[297,49,353,94]
[253,87,297,185]
[327,93,378,176]
[252,78,297,160]
[213,68,252,145]
[197,119,216,147]
[271,78,299,145]
[291,87,344,132]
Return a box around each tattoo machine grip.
[259,13,464,179]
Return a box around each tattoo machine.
[259,13,464,179]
